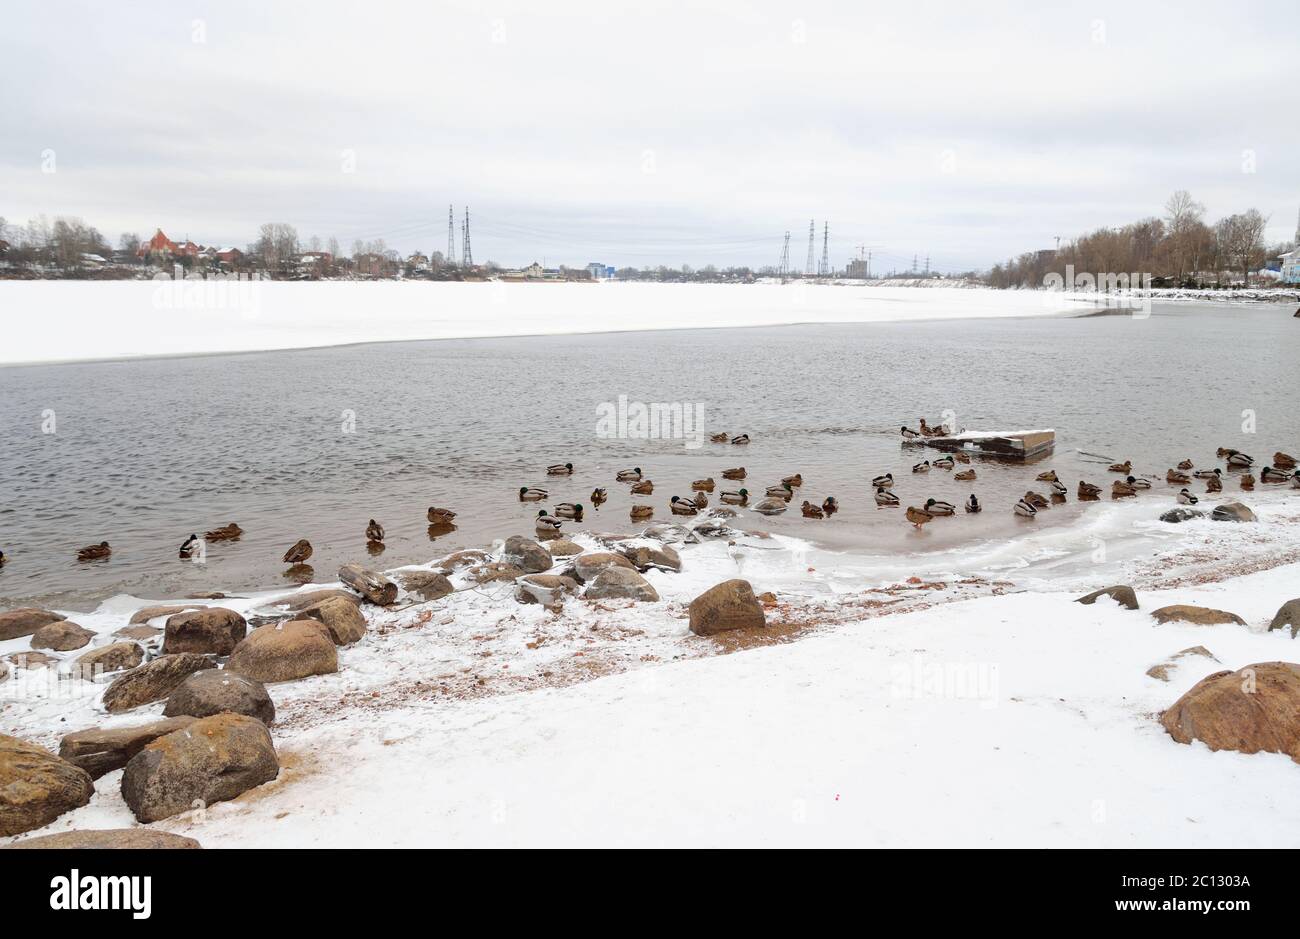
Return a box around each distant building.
[585,262,608,280]
[138,228,202,262]
[845,258,869,279]
[1281,249,1300,284]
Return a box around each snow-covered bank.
[0,282,1075,366]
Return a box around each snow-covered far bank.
[0,281,1080,366]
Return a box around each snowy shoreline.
[3,482,1299,847]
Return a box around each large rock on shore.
[396,570,454,602]
[70,641,144,679]
[338,564,398,605]
[1146,646,1217,682]
[227,620,338,683]
[297,596,367,645]
[0,734,95,836]
[1211,502,1257,522]
[101,653,216,713]
[120,713,279,823]
[436,549,489,572]
[1075,585,1139,610]
[622,544,682,573]
[1159,508,1205,524]
[545,539,583,558]
[572,552,635,583]
[689,579,766,635]
[5,651,57,671]
[163,670,275,724]
[3,829,201,849]
[30,620,95,652]
[466,562,524,584]
[162,607,247,656]
[114,624,163,643]
[1268,599,1300,639]
[1160,662,1300,762]
[268,589,362,613]
[1151,605,1246,627]
[502,536,553,574]
[58,716,196,779]
[584,568,659,602]
[515,574,580,608]
[0,609,66,642]
[128,604,197,625]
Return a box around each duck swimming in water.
[591,488,608,505]
[822,496,838,516]
[1193,468,1221,479]
[765,482,795,501]
[901,426,921,441]
[1023,491,1049,509]
[722,467,746,480]
[554,503,584,520]
[427,507,457,524]
[1176,459,1194,471]
[953,451,971,464]
[1261,466,1291,482]
[1127,476,1151,490]
[912,460,931,474]
[1177,488,1199,505]
[924,498,956,516]
[720,489,749,506]
[872,473,895,490]
[1013,498,1038,518]
[669,496,699,516]
[630,504,654,520]
[905,506,933,529]
[692,491,709,508]
[1049,480,1068,498]
[78,541,112,561]
[547,462,574,476]
[710,433,728,443]
[1166,469,1192,485]
[801,501,825,518]
[519,487,548,501]
[932,456,955,470]
[630,479,654,495]
[731,434,750,445]
[1224,450,1254,468]
[1036,470,1059,482]
[205,522,243,542]
[692,478,715,492]
[178,534,200,560]
[954,469,976,481]
[1108,461,1132,474]
[781,473,803,488]
[1205,474,1222,492]
[1112,480,1137,498]
[535,510,563,533]
[1077,481,1102,499]
[1239,473,1256,490]
[1274,451,1297,469]
[616,467,642,482]
[366,519,385,543]
[875,487,900,507]
[965,494,981,513]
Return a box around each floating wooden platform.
[917,429,1056,461]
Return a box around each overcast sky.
[2,0,1297,272]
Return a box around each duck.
[752,497,788,516]
[553,502,584,521]
[0,549,6,567]
[669,496,698,516]
[1166,469,1192,485]
[547,462,575,476]
[924,498,956,516]
[722,467,746,480]
[781,473,803,488]
[1013,498,1038,518]
[1108,461,1132,474]
[901,426,921,441]
[954,469,976,481]
[1193,468,1221,479]
[1176,459,1194,471]
[535,510,563,534]
[710,433,728,443]
[1205,474,1222,492]
[1112,480,1137,498]
[912,460,931,474]
[205,522,243,541]
[765,482,794,501]
[1225,451,1254,468]
[872,473,895,490]
[1049,480,1068,498]
[629,505,654,521]
[932,456,955,470]
[1036,470,1058,482]
[720,489,749,506]
[953,451,971,464]
[691,477,715,492]
[692,491,709,508]
[801,501,825,519]
[282,539,313,564]
[1023,491,1049,509]
[1239,473,1256,490]
[616,467,642,482]
[905,506,933,529]
[1177,488,1199,505]
[731,434,750,445]
[1127,475,1152,490]
[178,534,200,560]
[366,519,385,543]
[630,480,654,495]
[1078,481,1102,499]
[1274,451,1297,469]
[964,494,981,514]
[822,497,838,516]
[427,507,457,524]
[77,541,112,561]
[875,487,900,507]
[518,487,548,501]
[591,488,608,506]
[1261,466,1291,483]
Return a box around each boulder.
[128,604,197,625]
[1160,508,1206,524]
[436,549,489,571]
[689,579,766,636]
[466,562,524,584]
[572,551,635,583]
[163,669,275,724]
[30,620,96,652]
[1211,502,1257,522]
[268,588,362,613]
[227,620,338,683]
[545,539,583,557]
[114,624,163,642]
[1160,662,1300,762]
[751,498,788,515]
[1075,585,1139,611]
[3,829,201,849]
[162,607,247,656]
[101,653,217,713]
[622,544,682,573]
[297,596,367,645]
[515,573,581,608]
[1267,599,1300,639]
[58,716,197,779]
[338,563,398,605]
[0,734,95,837]
[584,568,660,602]
[502,535,553,574]
[1151,605,1246,627]
[1146,646,1217,682]
[0,608,65,642]
[5,651,58,671]
[396,570,454,602]
[120,713,279,823]
[70,642,145,679]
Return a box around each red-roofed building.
[138,228,203,262]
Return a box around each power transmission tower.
[805,219,815,276]
[462,207,473,267]
[819,222,830,277]
[912,254,918,274]
[778,231,791,279]
[924,255,930,276]
[447,205,457,267]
